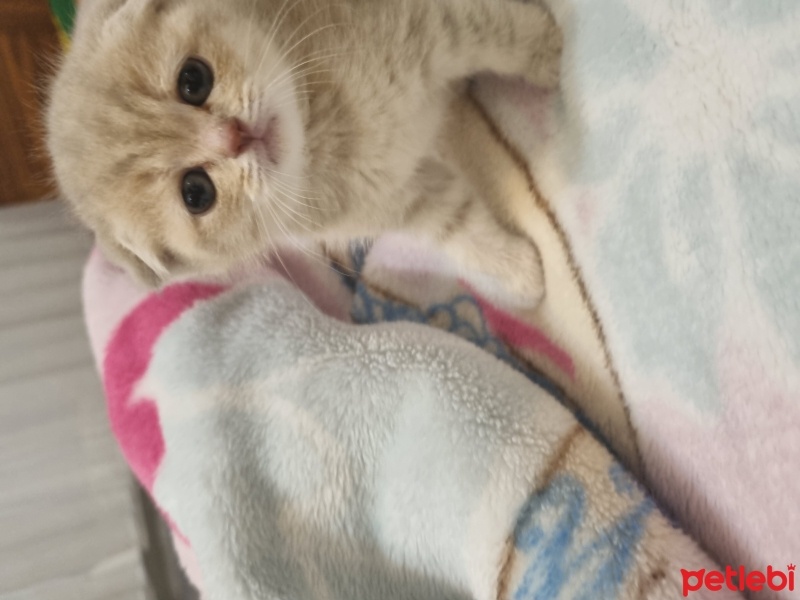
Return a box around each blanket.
[512,0,800,589]
[335,0,800,593]
[76,0,800,598]
[83,249,734,600]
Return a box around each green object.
[49,0,76,38]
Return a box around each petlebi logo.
[681,564,795,596]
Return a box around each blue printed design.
[608,463,636,497]
[598,151,724,411]
[732,149,800,361]
[566,0,800,411]
[338,244,564,402]
[512,473,654,599]
[571,0,666,88]
[334,245,617,452]
[705,0,800,26]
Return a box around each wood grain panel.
[0,0,61,206]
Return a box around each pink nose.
[218,119,253,158]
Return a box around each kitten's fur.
[47,0,561,306]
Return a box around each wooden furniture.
[0,0,61,206]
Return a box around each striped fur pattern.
[47,0,562,307]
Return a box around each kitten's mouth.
[240,116,280,166]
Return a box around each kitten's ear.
[96,233,164,289]
[72,0,127,39]
[73,0,173,42]
[114,0,174,16]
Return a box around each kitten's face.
[48,0,308,285]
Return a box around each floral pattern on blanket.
[337,243,584,413]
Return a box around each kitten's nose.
[217,119,252,158]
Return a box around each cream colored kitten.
[47,0,561,306]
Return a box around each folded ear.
[72,0,127,39]
[73,0,174,44]
[113,0,174,15]
[96,231,164,289]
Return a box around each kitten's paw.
[467,239,545,311]
[500,248,546,310]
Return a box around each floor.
[0,201,192,600]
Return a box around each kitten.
[47,0,561,306]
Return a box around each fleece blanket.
[84,248,736,600]
[509,0,800,590]
[76,0,800,598]
[332,0,800,594]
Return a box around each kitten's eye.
[181,169,216,215]
[178,58,214,106]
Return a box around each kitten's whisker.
[257,44,343,112]
[277,2,343,54]
[262,47,346,91]
[264,190,336,279]
[270,187,321,207]
[268,177,319,197]
[253,0,301,80]
[269,182,320,205]
[260,3,338,87]
[265,56,339,91]
[274,203,316,233]
[267,86,333,109]
[271,20,342,82]
[269,0,305,41]
[280,70,337,89]
[278,234,334,271]
[244,0,260,58]
[280,67,339,87]
[269,203,336,271]
[256,0,307,75]
[274,193,315,223]
[266,171,316,187]
[266,78,337,109]
[261,60,336,99]
[260,165,312,184]
[250,192,273,253]
[267,174,322,205]
[263,41,359,99]
[276,189,317,223]
[254,158,315,189]
[251,187,316,308]
[267,187,320,241]
[268,80,334,105]
[270,183,317,224]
